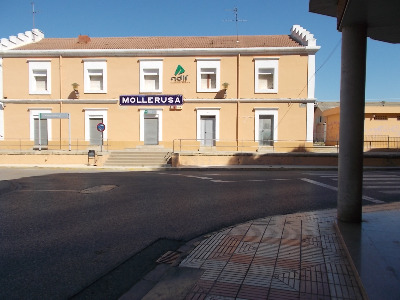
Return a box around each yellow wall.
[3,54,308,100]
[322,106,400,147]
[1,52,312,151]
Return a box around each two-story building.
[0,25,319,153]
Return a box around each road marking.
[247,180,267,182]
[361,195,385,204]
[364,182,400,185]
[363,175,400,177]
[382,191,400,194]
[302,172,337,176]
[362,178,400,181]
[363,186,400,189]
[184,175,213,180]
[211,180,237,183]
[300,178,337,191]
[300,178,385,204]
[18,189,80,192]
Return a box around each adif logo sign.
[171,65,188,82]
[175,65,185,76]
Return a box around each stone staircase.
[103,148,172,167]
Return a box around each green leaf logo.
[174,65,185,76]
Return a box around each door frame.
[254,108,278,144]
[29,109,52,142]
[200,115,216,146]
[140,108,163,143]
[196,108,220,143]
[89,117,104,145]
[144,115,159,145]
[84,108,108,142]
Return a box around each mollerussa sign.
[119,95,183,106]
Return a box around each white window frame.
[28,60,51,95]
[254,58,279,94]
[196,108,220,141]
[84,59,107,94]
[139,108,163,142]
[196,59,221,93]
[84,108,108,141]
[139,59,163,93]
[254,108,278,142]
[29,108,52,141]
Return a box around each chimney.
[77,35,91,44]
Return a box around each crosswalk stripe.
[382,191,400,194]
[300,178,386,204]
[364,186,400,189]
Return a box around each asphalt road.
[0,168,399,299]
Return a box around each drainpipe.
[59,55,63,149]
[0,57,3,99]
[59,55,63,99]
[236,54,240,151]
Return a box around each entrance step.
[257,146,274,153]
[104,150,172,167]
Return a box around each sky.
[1,0,399,102]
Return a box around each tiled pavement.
[180,209,363,300]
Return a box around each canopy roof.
[309,0,400,43]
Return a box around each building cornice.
[0,46,320,58]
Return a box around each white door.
[200,116,216,146]
[144,115,159,145]
[34,118,48,146]
[259,115,273,146]
[90,117,103,145]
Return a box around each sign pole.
[101,131,103,152]
[96,122,106,152]
[39,113,42,151]
[68,114,71,151]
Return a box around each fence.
[172,139,337,153]
[0,138,109,152]
[364,135,400,150]
[0,136,399,153]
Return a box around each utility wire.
[296,38,342,98]
[276,38,342,133]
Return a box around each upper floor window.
[196,59,220,93]
[254,58,279,94]
[28,60,51,95]
[84,59,107,93]
[140,59,163,93]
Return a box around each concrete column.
[337,24,367,223]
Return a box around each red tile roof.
[15,35,302,50]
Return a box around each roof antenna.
[31,2,39,29]
[224,7,247,43]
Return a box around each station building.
[0,25,319,153]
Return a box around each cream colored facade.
[0,26,319,152]
[320,102,400,148]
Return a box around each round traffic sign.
[97,123,106,132]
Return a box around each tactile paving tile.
[181,210,364,299]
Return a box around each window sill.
[139,90,163,94]
[84,91,107,94]
[29,92,51,95]
[197,90,220,93]
[255,90,278,94]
